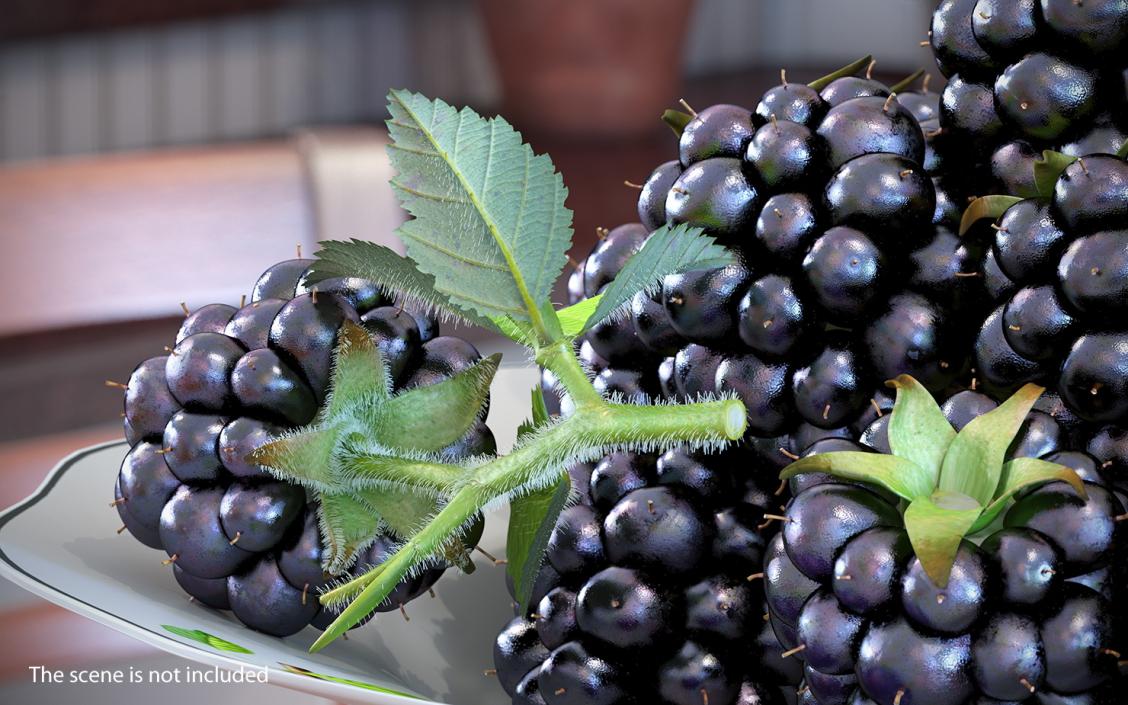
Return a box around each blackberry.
[963,153,1128,425]
[493,449,793,705]
[767,380,1127,704]
[929,0,1128,194]
[114,258,492,636]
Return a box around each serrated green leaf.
[970,457,1087,533]
[323,320,391,418]
[1034,150,1079,198]
[662,109,693,136]
[367,353,499,452]
[490,315,535,346]
[507,473,571,613]
[959,196,1024,236]
[558,294,602,336]
[780,452,933,501]
[808,55,873,90]
[161,625,253,654]
[939,383,1044,506]
[582,224,735,331]
[306,239,496,329]
[905,492,982,587]
[316,490,383,573]
[886,375,955,489]
[386,89,573,329]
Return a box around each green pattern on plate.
[279,663,422,700]
[161,625,253,654]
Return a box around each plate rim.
[0,440,435,705]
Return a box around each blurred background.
[0,1,932,702]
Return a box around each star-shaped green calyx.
[781,375,1087,587]
[250,320,499,574]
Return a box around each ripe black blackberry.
[963,153,1128,433]
[493,449,797,705]
[565,63,982,461]
[114,258,492,636]
[767,382,1127,704]
[929,0,1128,196]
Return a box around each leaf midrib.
[391,90,545,337]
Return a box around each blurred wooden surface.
[0,141,313,337]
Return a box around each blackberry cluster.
[930,0,1128,197]
[972,154,1128,430]
[493,451,798,705]
[564,69,982,459]
[115,258,493,636]
[767,388,1127,704]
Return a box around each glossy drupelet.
[114,259,490,636]
[764,388,1127,704]
[494,446,796,705]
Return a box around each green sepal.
[808,55,873,91]
[886,375,955,487]
[251,428,341,492]
[518,386,553,441]
[1033,150,1079,198]
[507,473,571,613]
[323,320,392,417]
[339,451,465,494]
[781,452,933,501]
[959,195,1024,236]
[970,457,1087,533]
[539,299,565,342]
[938,383,1044,506]
[1117,141,1128,160]
[354,485,439,539]
[365,353,500,452]
[316,490,384,574]
[889,68,927,95]
[662,109,693,136]
[904,491,983,588]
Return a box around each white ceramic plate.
[0,364,539,705]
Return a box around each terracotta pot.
[478,0,697,138]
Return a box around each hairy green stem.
[310,341,747,652]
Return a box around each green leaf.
[386,90,573,331]
[316,490,383,573]
[904,492,983,587]
[506,473,571,613]
[808,55,873,90]
[367,353,500,452]
[886,375,955,488]
[306,239,496,329]
[938,383,1045,506]
[889,68,927,95]
[558,294,602,336]
[662,109,693,136]
[582,224,735,331]
[780,452,933,501]
[959,195,1024,236]
[971,457,1087,533]
[161,625,253,654]
[1033,150,1079,198]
